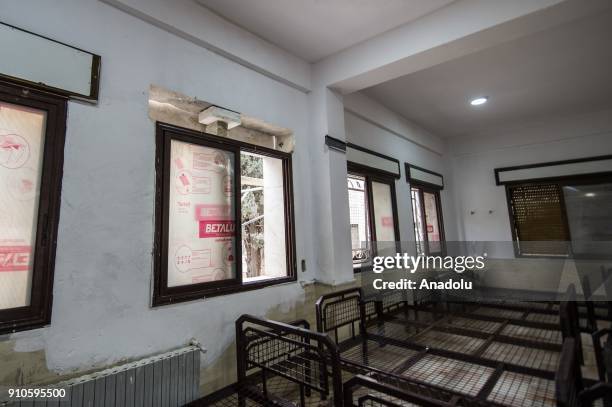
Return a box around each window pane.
[509,183,569,256]
[167,139,236,287]
[423,191,442,254]
[348,174,371,264]
[241,152,287,281]
[563,183,612,256]
[0,101,46,310]
[411,187,426,256]
[372,181,396,243]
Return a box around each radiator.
[3,345,201,407]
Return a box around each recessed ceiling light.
[470,97,488,106]
[585,192,596,197]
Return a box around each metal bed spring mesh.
[480,342,559,372]
[404,310,440,323]
[500,324,562,345]
[400,354,494,397]
[579,304,611,318]
[471,307,525,320]
[324,295,362,331]
[486,371,555,407]
[341,339,419,372]
[410,330,486,354]
[366,321,423,342]
[442,317,502,334]
[524,313,560,324]
[244,328,325,391]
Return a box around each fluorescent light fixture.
[585,192,596,197]
[470,97,488,106]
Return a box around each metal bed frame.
[191,314,502,407]
[314,285,609,407]
[190,305,609,407]
[555,338,612,407]
[189,270,611,407]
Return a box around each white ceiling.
[364,10,612,138]
[195,0,455,62]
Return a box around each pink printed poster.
[167,140,236,287]
[0,101,46,310]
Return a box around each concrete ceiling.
[364,9,612,138]
[195,0,455,62]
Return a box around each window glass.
[423,191,442,254]
[372,181,396,242]
[348,174,371,264]
[562,183,612,256]
[167,139,236,287]
[154,123,296,304]
[241,152,287,282]
[411,187,426,255]
[0,102,46,310]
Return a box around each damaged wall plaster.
[148,85,295,152]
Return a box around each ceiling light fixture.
[470,97,488,106]
[585,192,596,197]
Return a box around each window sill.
[152,275,297,307]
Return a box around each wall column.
[308,87,354,285]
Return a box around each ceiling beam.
[314,0,611,94]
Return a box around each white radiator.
[3,345,201,407]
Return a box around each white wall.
[0,0,316,376]
[344,92,458,249]
[450,107,612,243]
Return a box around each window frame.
[0,80,67,335]
[347,162,401,272]
[153,122,296,306]
[410,182,446,256]
[504,174,612,258]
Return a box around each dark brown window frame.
[504,174,612,258]
[153,122,297,306]
[347,162,401,273]
[0,80,67,335]
[409,182,446,256]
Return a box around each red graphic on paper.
[199,220,235,238]
[194,204,232,221]
[174,171,211,195]
[0,134,30,169]
[174,158,184,170]
[0,246,31,272]
[225,242,234,264]
[382,216,393,227]
[427,225,434,233]
[7,168,37,201]
[192,151,228,173]
[223,175,232,197]
[173,245,212,273]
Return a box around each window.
[507,178,612,257]
[348,174,371,264]
[153,123,295,305]
[411,185,445,256]
[0,80,66,334]
[347,164,399,269]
